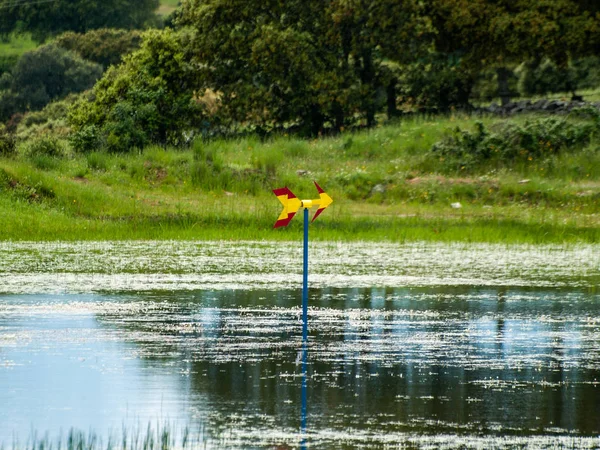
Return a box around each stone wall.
[479,99,600,116]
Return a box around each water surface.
[0,242,599,448]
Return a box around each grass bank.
[0,113,598,243]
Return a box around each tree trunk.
[332,101,344,133]
[309,104,323,137]
[387,78,398,119]
[361,49,376,127]
[496,67,512,106]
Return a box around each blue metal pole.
[300,207,309,448]
[302,207,309,341]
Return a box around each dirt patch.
[143,161,168,183]
[406,175,494,185]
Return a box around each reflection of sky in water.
[0,309,189,440]
[1,286,600,448]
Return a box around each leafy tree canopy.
[0,44,102,121]
[177,0,429,134]
[429,0,600,68]
[54,29,143,68]
[0,0,159,42]
[68,29,203,152]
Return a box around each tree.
[327,0,431,125]
[0,0,159,42]
[178,0,427,134]
[428,0,600,104]
[68,29,203,152]
[54,29,143,68]
[0,44,102,121]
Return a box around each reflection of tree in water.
[95,287,600,436]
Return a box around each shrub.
[14,96,79,142]
[69,29,203,152]
[471,68,519,102]
[0,44,103,120]
[432,114,599,172]
[0,54,19,77]
[54,29,143,68]
[21,96,74,127]
[102,100,153,152]
[0,126,16,156]
[24,136,65,158]
[69,125,102,153]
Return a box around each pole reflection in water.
[300,339,308,449]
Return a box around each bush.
[69,125,102,153]
[0,126,16,156]
[0,44,103,120]
[14,95,80,142]
[24,136,65,158]
[21,96,74,127]
[102,100,154,152]
[68,29,203,152]
[54,29,143,68]
[432,114,599,172]
[570,56,600,91]
[0,54,19,77]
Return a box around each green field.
[158,0,179,16]
[0,33,36,57]
[1,113,598,242]
[0,33,37,74]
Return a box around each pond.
[0,241,599,449]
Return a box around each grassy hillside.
[0,113,598,242]
[158,0,179,16]
[0,33,37,75]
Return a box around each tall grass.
[4,424,208,450]
[0,113,598,242]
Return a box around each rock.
[544,100,561,111]
[484,99,600,116]
[371,184,386,195]
[487,102,502,114]
[451,202,462,209]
